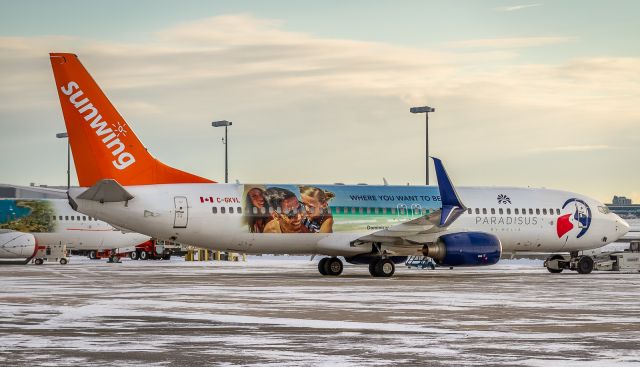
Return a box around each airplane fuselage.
[70,183,627,257]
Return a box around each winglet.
[432,157,466,227]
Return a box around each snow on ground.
[1,257,639,366]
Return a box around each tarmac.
[1,257,640,366]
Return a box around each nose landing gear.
[544,253,594,274]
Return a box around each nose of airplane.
[616,216,630,238]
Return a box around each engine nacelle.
[345,255,408,265]
[0,230,37,259]
[423,232,501,267]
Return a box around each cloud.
[445,36,575,49]
[530,145,614,153]
[0,14,638,202]
[495,4,542,12]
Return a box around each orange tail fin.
[50,53,214,187]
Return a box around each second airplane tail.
[50,53,214,187]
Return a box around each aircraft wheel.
[130,251,139,260]
[323,257,343,276]
[373,259,395,278]
[368,261,378,276]
[318,258,328,275]
[34,258,44,265]
[140,251,149,260]
[577,256,594,274]
[59,258,68,265]
[546,255,564,273]
[162,254,171,260]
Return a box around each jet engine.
[0,230,37,259]
[423,232,501,267]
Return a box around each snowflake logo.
[111,121,128,137]
[497,194,511,204]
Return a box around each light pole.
[211,120,233,183]
[409,106,435,186]
[55,132,70,190]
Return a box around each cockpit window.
[598,206,610,214]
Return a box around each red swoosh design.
[556,214,574,238]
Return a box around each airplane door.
[174,196,188,228]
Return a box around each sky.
[0,0,638,203]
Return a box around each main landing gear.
[318,257,343,276]
[316,256,396,277]
[369,259,395,277]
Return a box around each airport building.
[607,196,640,219]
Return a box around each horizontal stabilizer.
[77,179,134,203]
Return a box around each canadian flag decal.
[200,196,214,203]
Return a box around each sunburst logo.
[497,194,511,204]
[111,121,128,137]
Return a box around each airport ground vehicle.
[128,240,173,260]
[544,241,640,273]
[405,256,436,270]
[32,243,68,265]
[80,240,172,261]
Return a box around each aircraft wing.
[352,157,467,246]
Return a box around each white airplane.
[49,53,629,277]
[0,198,150,264]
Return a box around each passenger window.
[221,207,226,214]
[229,207,234,214]
[543,209,547,215]
[391,208,396,214]
[535,209,540,215]
[65,216,69,220]
[359,208,364,214]
[475,208,480,214]
[482,208,487,214]
[528,209,533,215]
[351,207,356,214]
[506,208,511,215]
[252,207,257,215]
[556,209,561,215]
[515,208,519,215]
[522,208,526,215]
[375,208,380,214]
[399,208,405,215]
[82,216,86,221]
[382,208,387,215]
[52,216,56,221]
[467,208,472,214]
[212,207,217,214]
[237,207,242,214]
[499,208,503,215]
[491,208,495,215]
[366,207,371,214]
